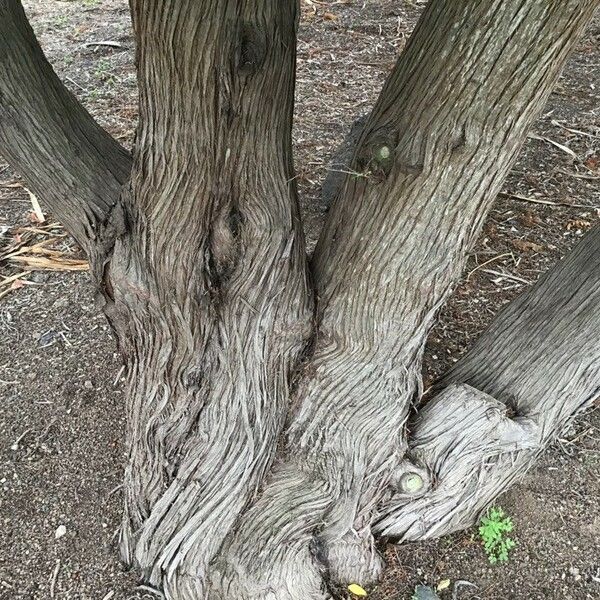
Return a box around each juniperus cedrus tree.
[1,0,599,598]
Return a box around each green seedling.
[478,506,516,564]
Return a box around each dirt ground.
[0,1,599,599]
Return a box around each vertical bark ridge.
[0,0,131,261]
[376,224,600,540]
[207,1,599,597]
[106,2,313,597]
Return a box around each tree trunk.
[202,1,598,598]
[0,0,131,264]
[1,0,598,599]
[103,2,314,597]
[376,222,600,540]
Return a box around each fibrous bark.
[207,1,599,598]
[1,0,599,599]
[104,2,313,598]
[0,0,131,263]
[377,224,600,541]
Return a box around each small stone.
[413,585,440,600]
[55,525,67,539]
[38,330,56,346]
[31,272,50,284]
[84,380,93,390]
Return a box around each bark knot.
[236,23,267,74]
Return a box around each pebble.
[54,525,67,540]
[31,272,50,284]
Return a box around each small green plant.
[478,506,516,564]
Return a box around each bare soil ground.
[0,1,599,599]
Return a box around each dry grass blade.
[26,188,45,223]
[551,119,600,139]
[0,270,32,288]
[49,560,60,599]
[9,255,88,271]
[0,271,32,300]
[467,253,512,281]
[499,192,598,210]
[528,133,578,159]
[3,238,58,260]
[556,167,600,180]
[1,221,88,279]
[482,268,532,285]
[20,225,67,237]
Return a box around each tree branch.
[376,223,600,540]
[0,0,131,261]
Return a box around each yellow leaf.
[437,579,451,591]
[348,583,368,596]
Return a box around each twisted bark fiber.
[208,1,598,598]
[377,224,600,540]
[0,0,131,262]
[1,0,599,599]
[104,2,313,597]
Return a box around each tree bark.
[1,0,599,599]
[376,223,600,541]
[104,2,313,598]
[0,0,131,262]
[205,1,598,599]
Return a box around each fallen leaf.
[323,12,338,20]
[348,583,368,597]
[436,579,451,591]
[566,219,591,231]
[519,211,542,227]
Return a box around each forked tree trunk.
[0,1,598,599]
[205,2,597,597]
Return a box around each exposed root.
[322,529,384,592]
[378,228,600,541]
[208,463,332,600]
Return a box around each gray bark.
[321,115,367,210]
[207,1,599,598]
[105,3,313,598]
[0,0,131,264]
[376,224,600,541]
[0,0,598,599]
